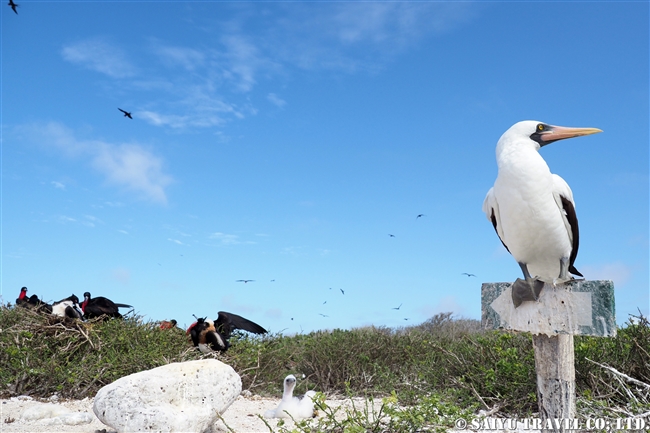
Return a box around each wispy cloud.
[152,43,205,71]
[267,93,286,108]
[168,238,186,245]
[111,267,131,285]
[581,262,633,287]
[24,122,172,204]
[92,142,172,204]
[208,232,255,246]
[417,296,466,318]
[82,215,102,228]
[57,215,77,224]
[62,38,136,78]
[59,4,474,132]
[51,181,66,190]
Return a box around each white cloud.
[208,232,257,246]
[265,308,283,319]
[111,267,131,285]
[153,44,205,71]
[417,295,466,318]
[26,122,172,204]
[219,35,269,93]
[82,215,102,228]
[117,229,129,235]
[92,143,172,204]
[57,215,77,224]
[267,93,286,108]
[168,238,185,245]
[51,181,66,190]
[62,38,136,78]
[209,232,241,245]
[580,262,633,287]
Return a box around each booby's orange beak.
[539,125,603,145]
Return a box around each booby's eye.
[537,124,545,131]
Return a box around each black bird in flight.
[340,288,345,295]
[118,108,133,119]
[388,234,395,237]
[8,0,18,14]
[236,279,255,283]
[319,313,329,317]
[416,214,425,219]
[461,273,477,277]
[392,303,402,310]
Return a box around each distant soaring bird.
[416,214,425,219]
[118,108,133,119]
[339,289,345,295]
[461,273,477,277]
[236,279,254,283]
[388,234,395,237]
[8,0,18,14]
[483,121,601,307]
[187,312,266,353]
[392,303,402,310]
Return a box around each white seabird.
[483,121,602,307]
[264,374,317,419]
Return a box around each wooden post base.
[532,334,576,433]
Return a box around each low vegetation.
[1,306,648,432]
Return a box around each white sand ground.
[1,394,362,433]
[0,394,540,433]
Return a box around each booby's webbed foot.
[511,278,544,308]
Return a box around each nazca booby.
[264,374,317,419]
[483,121,602,307]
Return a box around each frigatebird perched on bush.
[187,312,267,352]
[81,292,132,319]
[16,287,52,313]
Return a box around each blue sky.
[1,1,647,334]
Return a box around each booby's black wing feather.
[490,208,511,254]
[560,195,582,277]
[216,311,267,338]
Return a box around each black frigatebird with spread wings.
[187,312,267,352]
[8,0,18,14]
[118,108,133,119]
